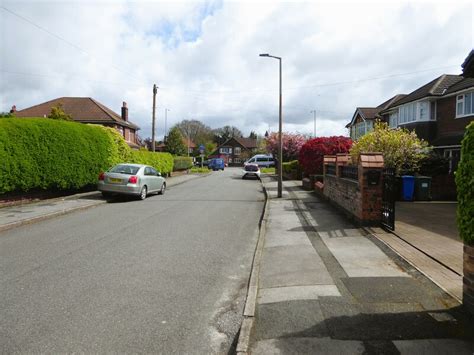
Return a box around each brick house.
[155,137,196,154]
[209,137,258,166]
[346,95,406,140]
[12,97,141,149]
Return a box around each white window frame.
[456,91,474,118]
[234,147,241,155]
[397,100,432,126]
[389,111,398,128]
[219,147,232,154]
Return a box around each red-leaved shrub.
[298,136,353,176]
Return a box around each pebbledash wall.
[318,153,384,225]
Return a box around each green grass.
[190,167,210,174]
[261,167,276,174]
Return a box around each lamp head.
[259,53,270,57]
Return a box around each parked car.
[244,154,275,168]
[98,163,166,200]
[194,159,210,167]
[242,163,261,179]
[208,158,225,171]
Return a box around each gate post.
[358,153,384,224]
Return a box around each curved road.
[0,168,265,353]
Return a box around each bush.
[455,121,474,244]
[190,167,210,174]
[173,156,193,171]
[0,118,118,193]
[299,136,353,176]
[130,150,173,175]
[282,160,299,173]
[350,122,429,175]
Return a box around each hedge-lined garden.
[0,118,173,194]
[173,156,193,171]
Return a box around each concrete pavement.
[249,178,473,354]
[0,172,205,232]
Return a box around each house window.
[456,92,474,117]
[389,112,398,128]
[234,147,241,155]
[352,121,373,140]
[234,158,241,163]
[220,147,232,154]
[398,100,431,124]
[444,149,461,174]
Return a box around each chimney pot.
[121,101,128,121]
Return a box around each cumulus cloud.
[1,0,472,139]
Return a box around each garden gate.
[381,168,396,231]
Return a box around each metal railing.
[325,164,336,176]
[341,165,358,180]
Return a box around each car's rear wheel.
[159,182,166,195]
[139,186,147,200]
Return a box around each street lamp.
[259,53,283,198]
[164,108,170,142]
[310,109,316,138]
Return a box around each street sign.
[199,144,205,154]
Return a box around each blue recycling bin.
[401,175,415,201]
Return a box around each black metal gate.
[381,168,396,231]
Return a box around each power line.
[0,5,142,84]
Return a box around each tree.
[248,131,258,139]
[174,119,213,146]
[166,127,187,156]
[0,112,15,118]
[48,103,72,121]
[265,132,307,161]
[350,122,429,174]
[299,136,353,175]
[213,125,243,144]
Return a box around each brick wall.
[464,243,474,315]
[437,96,474,138]
[322,153,384,225]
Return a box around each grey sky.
[1,0,472,139]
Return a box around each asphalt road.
[0,168,265,353]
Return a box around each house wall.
[436,96,474,140]
[400,121,437,144]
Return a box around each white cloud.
[1,0,472,140]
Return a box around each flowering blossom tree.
[299,136,353,175]
[265,132,307,161]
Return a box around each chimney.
[121,101,128,121]
[10,105,16,113]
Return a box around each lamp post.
[310,109,316,138]
[164,108,170,142]
[259,53,283,198]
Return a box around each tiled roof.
[388,75,463,108]
[15,97,139,129]
[346,95,407,127]
[234,137,258,148]
[462,49,474,77]
[376,94,407,111]
[444,77,474,95]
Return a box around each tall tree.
[166,127,187,156]
[248,131,258,139]
[213,125,243,144]
[174,119,213,146]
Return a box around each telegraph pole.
[310,109,316,137]
[152,84,158,152]
[164,108,170,142]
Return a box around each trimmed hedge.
[0,118,117,193]
[0,118,174,194]
[131,150,173,175]
[455,121,474,244]
[173,156,193,171]
[282,160,299,173]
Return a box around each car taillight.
[128,176,138,184]
[98,172,105,181]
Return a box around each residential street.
[0,168,264,353]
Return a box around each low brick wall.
[464,243,474,315]
[322,153,384,226]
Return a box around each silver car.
[98,164,166,200]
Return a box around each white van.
[244,154,275,168]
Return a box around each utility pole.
[152,84,158,152]
[164,108,170,142]
[310,109,316,138]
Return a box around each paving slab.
[393,339,474,354]
[252,337,365,355]
[322,236,409,277]
[258,285,340,304]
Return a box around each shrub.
[130,150,173,175]
[282,160,299,173]
[173,156,193,171]
[455,121,474,244]
[98,126,133,164]
[265,132,307,161]
[350,122,429,175]
[0,118,117,193]
[299,136,353,176]
[190,167,210,174]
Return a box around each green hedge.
[0,118,173,194]
[282,160,299,173]
[173,156,193,171]
[130,150,173,175]
[455,121,474,244]
[0,118,117,193]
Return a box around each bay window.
[398,100,431,124]
[456,92,474,117]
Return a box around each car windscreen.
[109,165,140,175]
[245,165,259,172]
